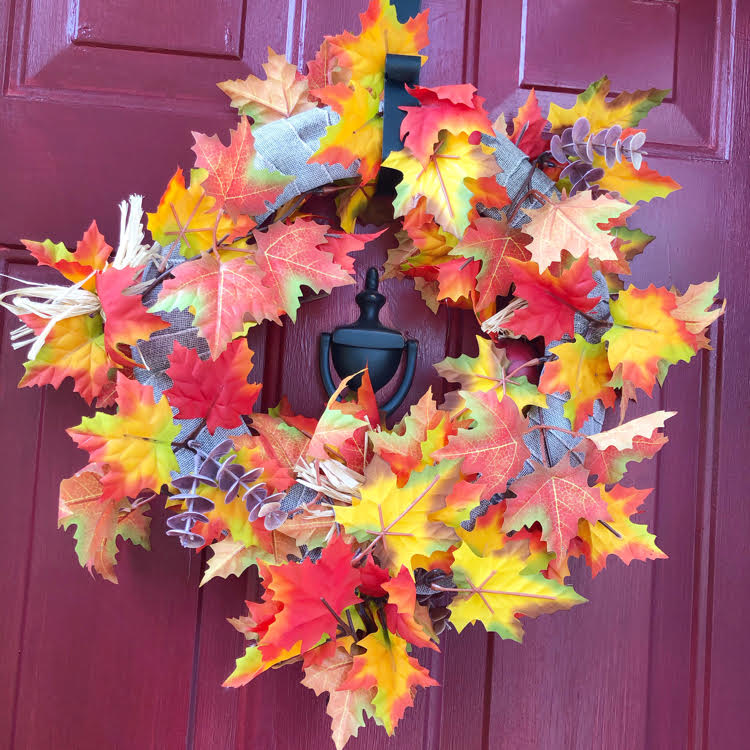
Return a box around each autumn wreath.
[0,1,725,747]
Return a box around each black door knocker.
[319,267,418,416]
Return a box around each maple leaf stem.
[320,596,355,637]
[430,583,557,601]
[172,419,206,450]
[599,520,623,539]
[528,424,582,439]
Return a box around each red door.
[1,1,747,748]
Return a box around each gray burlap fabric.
[134,107,608,521]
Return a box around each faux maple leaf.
[58,465,151,583]
[334,458,460,573]
[586,411,676,452]
[580,428,669,485]
[370,387,456,484]
[509,89,548,159]
[523,191,631,271]
[503,462,609,561]
[147,168,253,258]
[603,284,711,395]
[249,413,310,492]
[301,641,375,750]
[383,131,500,238]
[578,485,666,576]
[218,48,316,125]
[539,335,616,430]
[164,340,261,434]
[454,501,507,556]
[430,479,489,529]
[434,335,546,412]
[224,643,302,688]
[254,218,355,322]
[95,265,169,367]
[383,565,439,650]
[67,374,180,502]
[339,628,437,735]
[151,253,277,358]
[305,370,377,473]
[447,540,585,640]
[399,84,495,163]
[548,76,669,133]
[594,155,681,205]
[309,83,383,183]
[450,216,532,309]
[17,312,111,404]
[325,0,430,92]
[256,535,361,659]
[432,390,531,497]
[201,536,263,585]
[323,229,385,274]
[22,221,111,291]
[191,117,294,220]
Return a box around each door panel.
[1,1,747,748]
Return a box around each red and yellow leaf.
[538,335,616,430]
[58,465,151,583]
[503,462,608,561]
[548,76,669,133]
[67,374,180,502]
[339,628,437,735]
[432,390,531,497]
[451,216,532,308]
[578,484,666,576]
[191,117,294,220]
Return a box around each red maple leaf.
[164,340,262,434]
[191,116,293,220]
[453,216,532,309]
[257,535,361,659]
[399,84,495,163]
[432,390,531,496]
[503,462,609,561]
[253,219,355,321]
[505,252,600,341]
[383,566,438,650]
[96,265,169,367]
[323,229,385,274]
[509,89,548,160]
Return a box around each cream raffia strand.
[295,456,364,504]
[0,195,159,359]
[481,296,527,336]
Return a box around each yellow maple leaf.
[603,284,702,395]
[339,629,437,735]
[334,457,459,573]
[309,83,383,183]
[539,335,616,430]
[326,0,429,92]
[447,541,586,641]
[435,334,547,413]
[548,76,669,133]
[383,132,499,238]
[147,168,253,258]
[218,48,316,125]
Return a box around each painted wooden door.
[1,1,747,748]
